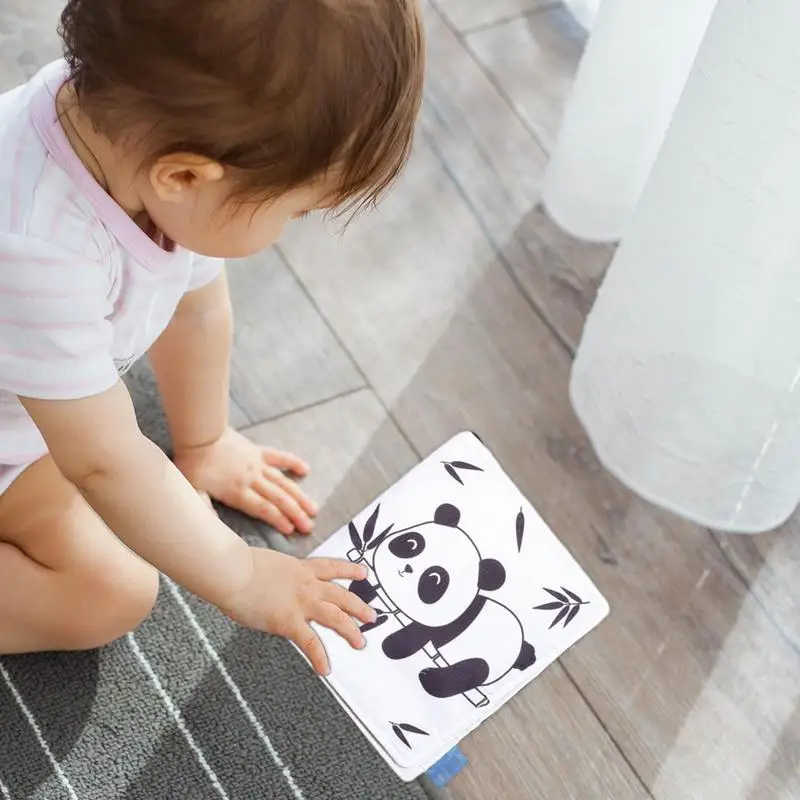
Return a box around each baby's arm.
[148,269,231,452]
[21,387,373,673]
[147,270,316,533]
[23,384,247,601]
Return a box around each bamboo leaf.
[549,605,571,629]
[564,605,581,628]
[561,587,584,605]
[544,588,569,604]
[534,601,564,611]
[445,464,464,485]
[516,508,525,552]
[450,461,483,472]
[363,505,381,544]
[399,723,430,736]
[348,522,362,551]
[392,724,411,748]
[367,524,394,550]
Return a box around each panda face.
[373,520,482,628]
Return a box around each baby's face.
[138,163,337,259]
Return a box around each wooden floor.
[5,2,800,798]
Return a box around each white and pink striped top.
[0,61,223,466]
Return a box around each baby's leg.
[0,456,159,655]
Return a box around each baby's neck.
[56,83,149,224]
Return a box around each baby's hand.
[173,428,317,535]
[222,548,375,674]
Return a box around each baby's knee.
[60,563,159,651]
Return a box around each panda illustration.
[348,503,537,701]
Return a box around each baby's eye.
[292,210,312,220]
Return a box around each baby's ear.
[478,559,506,591]
[434,503,461,527]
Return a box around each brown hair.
[59,0,425,214]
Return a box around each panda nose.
[403,564,414,575]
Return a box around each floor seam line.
[427,0,556,158]
[558,661,656,798]
[455,1,562,37]
[234,385,369,431]
[273,247,422,460]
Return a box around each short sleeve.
[0,235,119,400]
[186,253,225,292]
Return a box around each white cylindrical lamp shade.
[571,0,800,532]
[562,0,601,32]
[541,0,717,242]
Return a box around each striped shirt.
[0,61,223,466]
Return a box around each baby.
[0,0,424,676]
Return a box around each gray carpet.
[0,363,435,800]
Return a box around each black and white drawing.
[534,587,590,629]
[346,502,537,707]
[305,430,610,781]
[390,721,430,749]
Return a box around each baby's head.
[59,0,424,257]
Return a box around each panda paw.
[359,614,388,634]
[513,641,537,671]
[348,578,379,605]
[419,659,490,698]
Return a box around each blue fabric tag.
[426,747,468,788]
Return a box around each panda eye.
[418,566,450,605]
[389,532,426,559]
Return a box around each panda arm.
[348,578,379,605]
[382,622,433,660]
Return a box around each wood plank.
[236,388,419,558]
[226,249,365,426]
[420,1,612,351]
[464,5,587,151]
[712,524,800,658]
[279,133,800,798]
[433,0,551,34]
[511,205,615,348]
[280,147,647,800]
[452,666,644,800]
[420,0,545,244]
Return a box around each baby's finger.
[291,623,330,675]
[238,488,294,535]
[308,557,368,583]
[313,602,366,651]
[322,583,376,625]
[253,476,313,534]
[263,465,319,517]
[261,447,310,477]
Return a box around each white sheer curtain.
[543,0,718,241]
[565,0,800,533]
[562,0,601,31]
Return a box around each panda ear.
[478,559,506,592]
[434,503,461,528]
